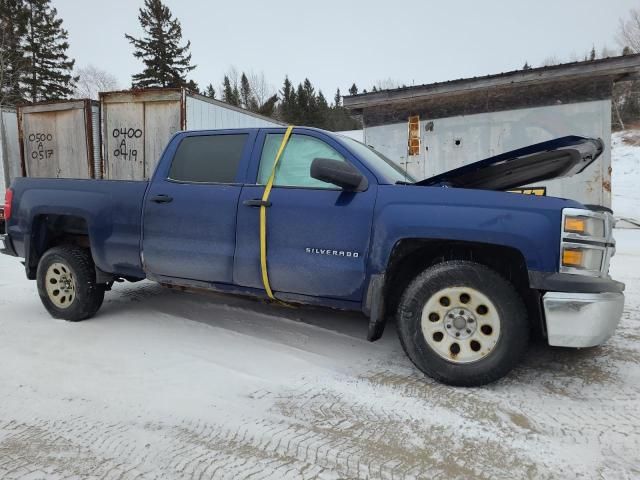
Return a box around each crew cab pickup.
[0,127,625,386]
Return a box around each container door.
[144,101,181,178]
[104,102,145,180]
[22,106,91,179]
[234,130,376,302]
[142,131,255,283]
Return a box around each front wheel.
[37,245,105,321]
[397,260,529,386]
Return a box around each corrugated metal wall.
[364,100,612,206]
[0,109,21,196]
[185,93,280,130]
[19,101,95,180]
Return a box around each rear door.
[234,129,377,302]
[142,130,256,283]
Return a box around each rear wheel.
[37,245,105,321]
[397,260,528,386]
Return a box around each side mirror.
[310,158,366,191]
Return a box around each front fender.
[369,186,582,274]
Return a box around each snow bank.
[612,130,640,222]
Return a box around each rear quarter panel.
[7,178,147,278]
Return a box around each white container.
[18,100,101,179]
[0,108,22,197]
[363,100,613,207]
[101,88,283,180]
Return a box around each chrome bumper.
[543,292,624,347]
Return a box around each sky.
[55,0,638,99]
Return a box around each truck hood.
[414,136,604,191]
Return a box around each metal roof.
[343,54,640,110]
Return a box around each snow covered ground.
[0,131,638,479]
[0,229,638,479]
[612,131,640,223]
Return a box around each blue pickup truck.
[0,127,625,386]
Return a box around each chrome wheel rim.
[421,286,501,364]
[45,262,76,309]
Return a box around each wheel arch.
[26,214,93,279]
[366,238,541,341]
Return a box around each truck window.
[258,134,346,188]
[169,134,248,183]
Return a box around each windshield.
[338,136,416,184]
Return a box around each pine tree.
[125,0,195,88]
[522,61,531,70]
[21,0,76,102]
[589,46,596,61]
[222,75,239,105]
[279,76,296,122]
[257,94,277,117]
[348,83,358,95]
[240,72,257,110]
[334,88,341,107]
[0,0,29,105]
[205,83,215,98]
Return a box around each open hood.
[415,136,604,191]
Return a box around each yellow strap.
[260,125,294,302]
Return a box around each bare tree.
[247,70,276,108]
[617,8,640,53]
[541,55,561,67]
[374,78,402,91]
[73,65,119,99]
[600,45,616,58]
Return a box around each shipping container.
[363,100,613,206]
[101,88,283,180]
[1,107,21,197]
[18,100,101,179]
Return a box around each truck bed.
[7,177,148,278]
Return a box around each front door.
[234,129,376,302]
[142,130,255,283]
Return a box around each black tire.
[397,260,528,387]
[36,245,105,321]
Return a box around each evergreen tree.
[590,46,596,61]
[205,83,215,98]
[348,83,358,95]
[522,61,531,70]
[334,88,341,107]
[186,79,199,93]
[125,0,195,88]
[22,0,76,102]
[0,0,29,105]
[240,72,258,110]
[279,75,296,122]
[257,94,278,117]
[222,75,239,105]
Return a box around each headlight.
[560,208,614,277]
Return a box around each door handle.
[150,194,173,204]
[243,199,271,208]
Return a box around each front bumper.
[543,292,625,347]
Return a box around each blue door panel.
[234,186,375,300]
[142,130,257,283]
[143,182,240,282]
